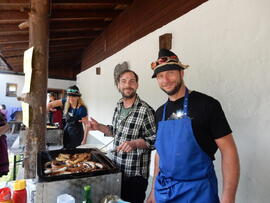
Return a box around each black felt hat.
[67,85,81,97]
[158,48,178,59]
[151,49,189,78]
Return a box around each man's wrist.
[134,140,139,148]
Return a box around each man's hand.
[117,140,138,152]
[49,108,57,112]
[80,117,100,131]
[146,190,155,203]
[81,138,87,145]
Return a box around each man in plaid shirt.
[83,69,156,203]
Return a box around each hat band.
[152,63,185,78]
[67,89,81,96]
[67,93,81,97]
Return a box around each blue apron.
[155,88,220,203]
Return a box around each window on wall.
[6,83,17,97]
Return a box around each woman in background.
[47,85,89,148]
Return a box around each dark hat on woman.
[151,48,189,78]
[67,85,81,97]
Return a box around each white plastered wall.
[77,0,270,202]
[0,73,75,108]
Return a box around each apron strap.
[162,103,167,121]
[162,88,189,120]
[183,88,189,116]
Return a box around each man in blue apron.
[147,49,240,203]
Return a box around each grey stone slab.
[36,172,121,203]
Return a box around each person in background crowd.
[0,111,10,177]
[47,85,89,148]
[81,69,156,203]
[48,92,56,125]
[0,104,7,119]
[147,49,240,203]
[47,92,63,128]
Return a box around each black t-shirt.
[155,91,232,160]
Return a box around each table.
[9,136,24,180]
[36,172,122,203]
[19,128,64,146]
[9,134,63,180]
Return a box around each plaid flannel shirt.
[107,95,156,179]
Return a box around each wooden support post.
[24,0,49,179]
[159,33,172,50]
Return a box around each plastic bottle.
[82,185,92,203]
[0,187,12,203]
[57,194,75,203]
[13,179,27,203]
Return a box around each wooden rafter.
[0,0,134,80]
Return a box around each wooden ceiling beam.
[0,1,132,11]
[0,35,28,43]
[0,19,26,24]
[49,42,88,48]
[4,54,24,59]
[0,10,119,21]
[0,11,28,20]
[50,27,104,32]
[52,4,113,10]
[50,17,113,22]
[0,44,28,51]
[49,59,81,66]
[5,57,23,64]
[0,40,28,45]
[50,20,110,29]
[50,20,109,30]
[0,23,26,32]
[0,26,102,34]
[1,50,25,58]
[50,36,95,41]
[0,31,28,36]
[49,39,92,46]
[0,22,107,33]
[51,0,132,5]
[50,30,100,39]
[1,47,26,52]
[50,46,85,53]
[8,66,23,73]
[49,56,80,62]
[0,34,94,43]
[51,10,120,19]
[0,3,29,11]
[0,0,134,80]
[0,0,28,3]
[49,50,83,57]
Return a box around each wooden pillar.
[24,0,49,178]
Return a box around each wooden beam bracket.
[17,93,32,104]
[18,21,30,30]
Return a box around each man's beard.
[161,81,182,96]
[120,88,136,99]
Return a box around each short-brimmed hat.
[67,85,81,97]
[151,49,189,78]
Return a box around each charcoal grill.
[36,148,122,203]
[37,148,120,182]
